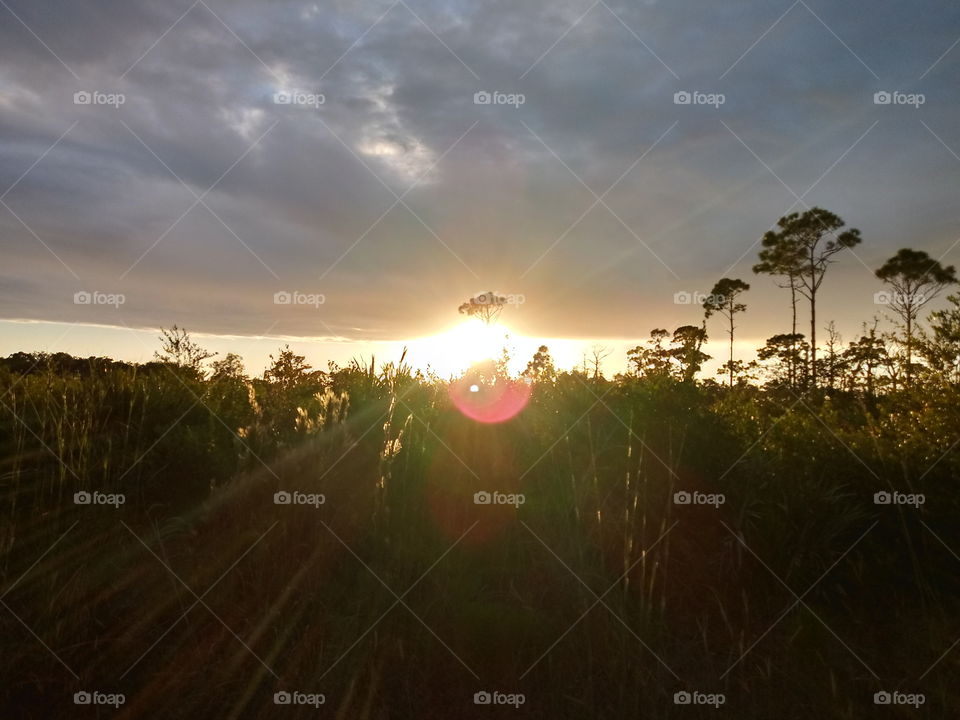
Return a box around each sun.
[410,318,510,376]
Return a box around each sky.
[1,0,959,376]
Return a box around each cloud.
[1,0,959,348]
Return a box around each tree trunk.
[729,306,735,387]
[905,312,913,383]
[790,283,797,336]
[789,282,798,388]
[810,287,817,389]
[808,247,817,389]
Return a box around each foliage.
[3,215,960,717]
[154,324,217,371]
[0,338,958,718]
[754,207,862,387]
[458,290,508,325]
[703,277,750,386]
[876,248,957,380]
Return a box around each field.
[2,348,958,718]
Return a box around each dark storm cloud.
[1,0,959,342]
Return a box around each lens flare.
[449,372,531,423]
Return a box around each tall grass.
[1,356,958,717]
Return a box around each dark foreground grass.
[1,364,959,718]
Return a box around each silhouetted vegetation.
[2,210,959,718]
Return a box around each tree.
[588,345,612,380]
[820,321,847,390]
[842,321,887,396]
[207,352,253,437]
[669,324,710,382]
[753,230,804,385]
[255,346,324,446]
[264,345,312,389]
[210,352,246,381]
[920,294,960,384]
[525,345,556,382]
[458,291,507,325]
[755,208,862,388]
[627,329,671,379]
[754,231,804,334]
[155,325,216,371]
[757,333,808,389]
[875,248,957,382]
[703,278,750,386]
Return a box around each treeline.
[611,207,959,392]
[0,326,424,523]
[2,274,960,716]
[2,325,959,717]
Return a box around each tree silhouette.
[842,321,887,396]
[627,329,671,379]
[458,291,508,325]
[876,248,957,382]
[210,352,246,381]
[155,325,216,372]
[758,333,808,388]
[754,231,804,331]
[525,345,556,382]
[820,321,846,390]
[264,345,312,389]
[588,344,613,380]
[670,324,710,381]
[754,230,804,386]
[923,294,960,383]
[703,278,750,386]
[755,208,861,388]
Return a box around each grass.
[1,355,958,718]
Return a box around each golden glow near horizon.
[406,319,510,377]
[405,318,585,378]
[0,319,767,380]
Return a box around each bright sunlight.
[408,318,510,376]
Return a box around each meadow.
[1,327,958,718]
